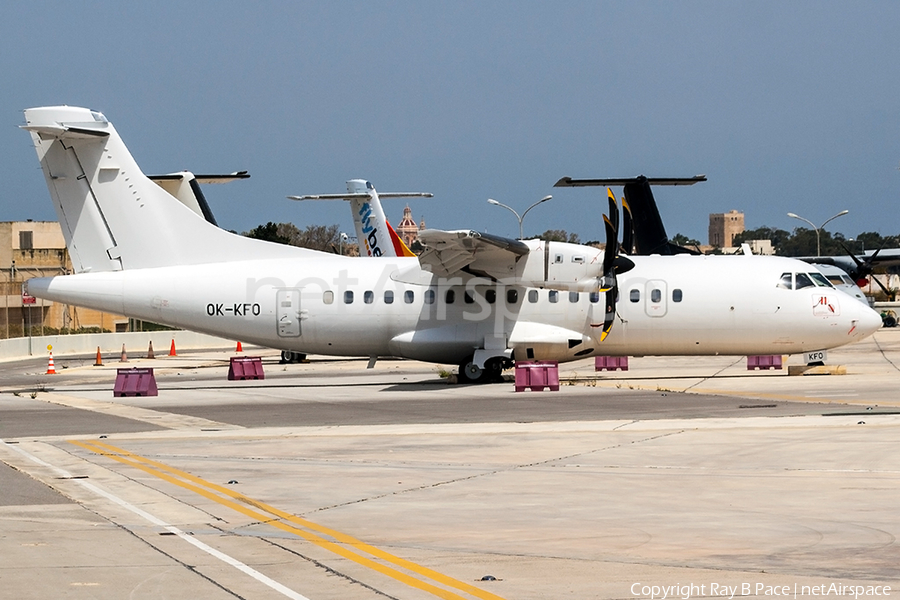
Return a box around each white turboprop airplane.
[289,180,430,258]
[21,106,882,382]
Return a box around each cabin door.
[276,289,301,337]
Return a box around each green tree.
[244,222,343,252]
[535,229,580,244]
[732,226,792,250]
[671,233,701,247]
[244,222,290,244]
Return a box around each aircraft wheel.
[883,315,897,328]
[458,360,487,384]
[281,351,307,363]
[484,357,509,383]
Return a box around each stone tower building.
[708,210,745,248]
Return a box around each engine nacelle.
[514,240,604,291]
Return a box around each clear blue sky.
[3,2,899,245]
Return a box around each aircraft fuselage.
[27,251,878,365]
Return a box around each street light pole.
[786,210,849,256]
[487,195,552,239]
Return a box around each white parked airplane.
[21,106,883,382]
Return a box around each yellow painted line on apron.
[71,440,505,600]
[685,388,854,404]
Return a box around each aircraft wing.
[416,229,530,278]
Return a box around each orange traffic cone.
[120,344,128,362]
[236,341,243,352]
[94,346,103,366]
[46,351,57,374]
[147,341,155,359]
[169,339,177,356]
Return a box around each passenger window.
[344,290,354,304]
[777,272,793,290]
[549,290,559,303]
[424,290,435,304]
[464,291,474,304]
[384,290,394,304]
[485,289,496,304]
[323,290,334,305]
[651,289,661,303]
[630,289,640,303]
[589,291,600,303]
[795,273,815,290]
[507,289,518,304]
[445,289,455,304]
[364,290,374,304]
[404,290,415,304]
[569,291,579,303]
[672,289,683,302]
[528,289,539,303]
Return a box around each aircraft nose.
[852,303,883,339]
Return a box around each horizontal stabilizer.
[289,192,432,201]
[554,175,706,187]
[151,171,250,184]
[147,171,250,227]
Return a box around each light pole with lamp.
[487,195,552,239]
[786,210,849,256]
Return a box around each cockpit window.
[794,272,815,290]
[777,272,793,289]
[808,272,833,288]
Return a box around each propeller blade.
[838,241,868,276]
[599,213,619,292]
[606,188,619,237]
[602,188,619,275]
[600,282,617,341]
[621,196,634,254]
[871,273,892,297]
[599,188,621,336]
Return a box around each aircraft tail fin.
[290,179,429,257]
[386,219,416,257]
[148,170,250,227]
[22,106,302,272]
[555,175,705,255]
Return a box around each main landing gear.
[280,350,307,364]
[457,356,512,384]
